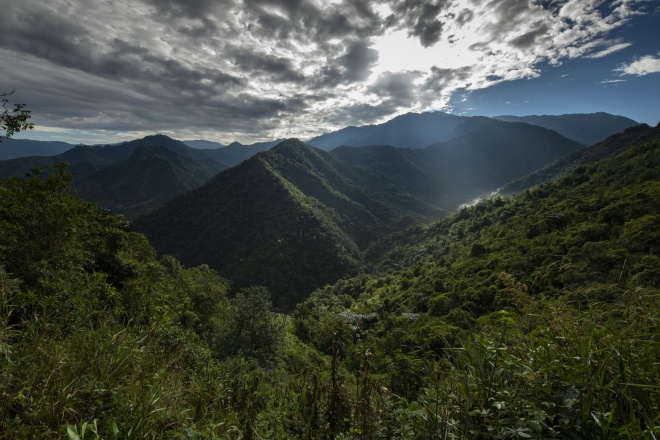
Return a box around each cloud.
[384,0,450,48]
[0,0,651,143]
[339,40,380,83]
[586,42,632,59]
[509,23,550,49]
[616,54,660,76]
[368,71,422,108]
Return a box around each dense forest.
[1,123,659,438]
[134,120,584,308]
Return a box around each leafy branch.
[1,90,34,142]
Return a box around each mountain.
[204,139,284,167]
[308,111,468,150]
[133,139,451,308]
[0,138,75,160]
[75,145,227,219]
[327,123,660,336]
[499,122,657,194]
[183,139,225,149]
[134,123,586,306]
[134,140,358,308]
[495,112,638,145]
[417,118,585,207]
[0,134,227,219]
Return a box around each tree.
[227,286,284,365]
[1,90,33,142]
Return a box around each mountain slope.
[294,127,660,437]
[306,123,660,332]
[133,141,366,308]
[134,126,587,305]
[500,122,658,194]
[75,145,226,219]
[495,112,638,145]
[419,118,585,207]
[308,111,467,150]
[0,138,74,160]
[0,134,227,218]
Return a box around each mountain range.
[133,118,590,307]
[0,138,75,160]
[1,112,638,221]
[308,111,637,150]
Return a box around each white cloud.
[0,0,652,143]
[586,42,632,58]
[616,54,660,76]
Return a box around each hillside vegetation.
[136,121,584,306]
[0,136,227,219]
[0,124,658,438]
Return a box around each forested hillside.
[1,124,658,438]
[0,135,227,219]
[133,139,446,308]
[293,124,660,438]
[136,122,584,305]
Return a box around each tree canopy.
[1,91,33,142]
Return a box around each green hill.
[291,123,660,438]
[1,125,658,438]
[0,135,227,219]
[133,139,445,308]
[134,123,587,307]
[75,145,227,219]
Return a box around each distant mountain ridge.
[183,140,225,149]
[494,112,638,145]
[308,111,468,150]
[1,111,638,224]
[308,111,638,151]
[0,138,75,160]
[0,134,228,219]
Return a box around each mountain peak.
[271,138,310,151]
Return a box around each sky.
[1,0,659,145]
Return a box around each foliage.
[1,125,659,438]
[1,93,33,142]
[0,137,227,220]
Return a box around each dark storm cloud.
[385,0,450,47]
[367,71,421,108]
[0,0,649,142]
[141,0,232,38]
[227,48,305,83]
[423,66,473,94]
[239,0,382,46]
[510,22,550,49]
[0,4,100,71]
[339,40,380,82]
[142,0,229,19]
[327,102,397,127]
[314,39,380,87]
